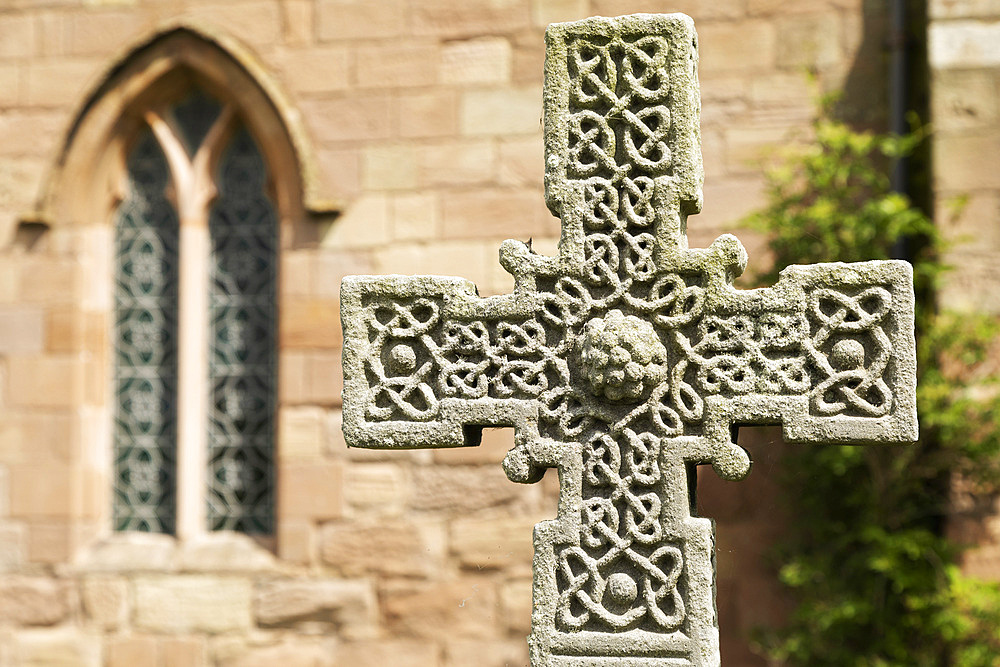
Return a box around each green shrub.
[743,108,1000,666]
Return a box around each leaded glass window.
[113,129,179,533]
[207,128,277,533]
[173,89,222,156]
[112,88,277,536]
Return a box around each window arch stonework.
[36,26,326,548]
[36,25,330,234]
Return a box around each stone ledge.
[73,531,276,574]
[930,20,1000,69]
[175,533,277,573]
[74,532,175,573]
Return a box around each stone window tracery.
[113,86,277,536]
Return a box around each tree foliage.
[743,109,1000,665]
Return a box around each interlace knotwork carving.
[807,286,893,417]
[340,15,918,663]
[437,319,564,400]
[364,298,442,421]
[568,33,672,311]
[569,35,672,181]
[673,313,811,410]
[363,297,572,418]
[556,426,684,631]
[533,269,702,442]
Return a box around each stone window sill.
[72,531,276,574]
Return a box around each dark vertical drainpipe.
[890,0,910,260]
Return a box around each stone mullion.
[146,105,235,539]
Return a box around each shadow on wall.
[836,0,893,131]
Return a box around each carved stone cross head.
[340,13,917,666]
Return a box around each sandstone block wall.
[929,0,1000,313]
[0,1,889,665]
[929,0,1000,583]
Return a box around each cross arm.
[690,258,917,448]
[340,273,549,451]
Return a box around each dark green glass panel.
[173,89,222,157]
[207,126,277,534]
[113,129,178,533]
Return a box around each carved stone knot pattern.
[364,298,442,422]
[362,297,571,422]
[557,428,684,632]
[568,34,672,183]
[341,15,918,664]
[357,229,897,639]
[438,319,565,400]
[807,286,893,417]
[357,280,898,637]
[355,32,898,639]
[567,33,674,317]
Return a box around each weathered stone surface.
[0,577,71,626]
[26,520,75,565]
[412,0,531,39]
[160,637,206,667]
[319,520,445,578]
[278,406,327,461]
[279,351,344,407]
[410,465,524,512]
[774,13,842,69]
[80,576,127,630]
[500,577,533,634]
[382,578,500,639]
[278,461,343,520]
[335,639,440,667]
[340,13,918,666]
[14,629,100,667]
[133,576,252,634]
[441,37,512,84]
[256,578,375,637]
[280,299,342,349]
[106,636,157,667]
[459,87,543,137]
[443,638,529,667]
[343,462,407,516]
[930,20,1000,68]
[396,90,459,139]
[277,520,315,564]
[317,0,406,40]
[212,637,336,667]
[449,515,537,570]
[174,533,276,573]
[74,532,175,572]
[6,356,83,409]
[0,306,44,354]
[0,522,25,571]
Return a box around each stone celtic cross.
[340,14,917,666]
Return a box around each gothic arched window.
[113,87,277,536]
